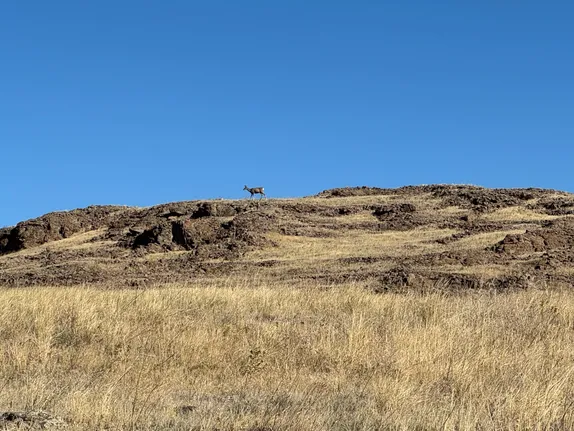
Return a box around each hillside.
[2,184,574,290]
[2,185,574,430]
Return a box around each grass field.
[1,280,574,430]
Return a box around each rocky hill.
[1,185,574,290]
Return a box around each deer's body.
[243,185,266,199]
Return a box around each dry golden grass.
[300,193,442,209]
[1,281,574,430]
[482,206,563,222]
[445,229,526,252]
[299,195,395,206]
[431,264,513,277]
[0,230,105,262]
[255,228,458,263]
[437,206,468,215]
[299,212,378,226]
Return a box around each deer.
[243,185,266,199]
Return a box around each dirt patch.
[434,231,473,244]
[374,266,533,292]
[278,226,340,238]
[432,221,514,243]
[316,185,558,206]
[429,186,546,212]
[493,219,574,255]
[338,256,385,265]
[533,197,574,215]
[280,203,368,217]
[315,186,392,198]
[522,251,574,271]
[371,203,425,230]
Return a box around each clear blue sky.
[1,1,573,227]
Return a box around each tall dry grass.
[1,280,574,430]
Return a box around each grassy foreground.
[1,281,574,430]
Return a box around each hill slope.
[1,185,574,289]
[2,185,574,430]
